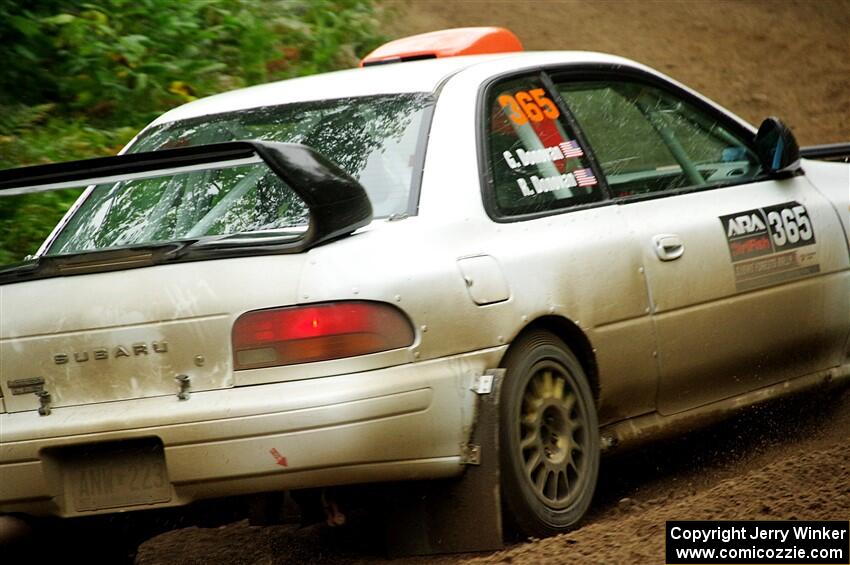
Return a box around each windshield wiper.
[0,231,321,284]
[0,240,200,285]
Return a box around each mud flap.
[384,371,504,556]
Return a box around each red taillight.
[232,301,415,370]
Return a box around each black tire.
[499,330,600,539]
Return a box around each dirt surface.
[470,390,850,565]
[383,0,850,146]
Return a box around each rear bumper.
[0,347,505,518]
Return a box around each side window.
[555,79,762,198]
[486,76,602,217]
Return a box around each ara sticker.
[719,201,818,290]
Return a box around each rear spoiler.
[0,141,373,254]
[800,142,850,163]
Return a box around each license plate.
[65,443,171,512]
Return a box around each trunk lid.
[0,255,305,412]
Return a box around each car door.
[550,71,850,415]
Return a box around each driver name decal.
[515,168,597,197]
[720,201,818,290]
[502,140,584,170]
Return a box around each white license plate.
[66,444,171,512]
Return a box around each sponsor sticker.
[719,201,819,290]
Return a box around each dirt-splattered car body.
[1,29,848,535]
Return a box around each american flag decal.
[574,168,597,187]
[558,139,584,158]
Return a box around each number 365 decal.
[720,201,816,263]
[498,89,560,125]
[764,203,813,247]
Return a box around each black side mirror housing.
[753,117,802,176]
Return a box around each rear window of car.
[45,94,433,256]
[484,76,603,218]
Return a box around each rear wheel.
[499,330,599,538]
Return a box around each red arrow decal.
[269,448,288,467]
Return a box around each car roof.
[148,51,644,127]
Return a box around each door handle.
[653,234,685,261]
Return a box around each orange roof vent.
[360,27,523,67]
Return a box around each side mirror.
[753,117,802,176]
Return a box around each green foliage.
[0,104,138,169]
[0,0,384,122]
[0,0,385,264]
[0,190,84,265]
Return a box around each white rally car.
[1,27,848,542]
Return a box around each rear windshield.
[45,93,432,256]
